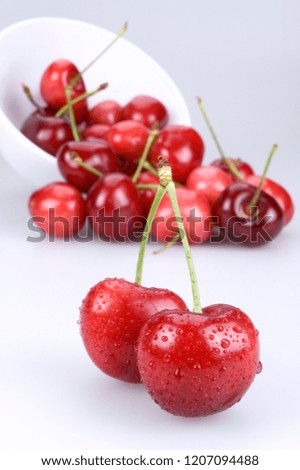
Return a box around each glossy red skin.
[137,304,260,417]
[122,95,169,129]
[150,126,205,184]
[86,173,144,242]
[104,120,149,163]
[21,109,73,156]
[136,171,159,217]
[151,187,212,244]
[213,182,285,246]
[187,165,232,205]
[246,175,294,225]
[40,59,88,123]
[88,100,122,126]
[83,124,110,141]
[28,182,86,237]
[80,278,187,383]
[211,158,254,181]
[57,140,119,193]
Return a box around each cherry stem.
[70,22,128,87]
[142,161,158,176]
[135,185,167,285]
[55,82,108,118]
[21,83,43,111]
[153,233,180,255]
[65,87,80,142]
[166,181,202,313]
[131,126,159,183]
[69,151,103,178]
[136,184,159,190]
[196,97,243,181]
[247,144,278,210]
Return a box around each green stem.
[55,82,108,118]
[135,185,167,285]
[197,97,243,181]
[70,152,103,178]
[70,22,128,87]
[65,87,80,142]
[22,83,43,111]
[142,161,158,176]
[248,144,278,210]
[136,184,159,190]
[153,233,180,255]
[166,181,202,313]
[132,127,159,183]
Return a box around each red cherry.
[28,182,86,237]
[136,171,159,217]
[187,165,232,205]
[88,100,122,126]
[151,187,212,244]
[213,182,285,245]
[150,126,204,184]
[40,59,88,123]
[122,95,168,129]
[21,109,73,156]
[104,120,149,163]
[86,173,144,242]
[211,158,254,181]
[137,304,261,417]
[80,278,187,383]
[246,175,294,225]
[57,140,119,193]
[82,124,110,141]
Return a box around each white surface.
[0,18,190,186]
[0,0,300,452]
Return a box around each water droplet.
[211,347,220,355]
[220,366,227,373]
[149,361,156,370]
[193,363,201,370]
[256,361,263,374]
[161,335,168,342]
[209,334,215,340]
[233,325,243,333]
[163,354,171,363]
[255,329,260,336]
[221,339,230,348]
[174,368,183,378]
[217,325,224,332]
[242,338,247,343]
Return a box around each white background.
[0,0,300,451]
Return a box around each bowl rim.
[0,17,191,167]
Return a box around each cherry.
[122,95,168,129]
[82,124,110,141]
[86,173,144,242]
[88,100,122,126]
[136,171,160,217]
[80,278,187,383]
[150,126,204,184]
[246,175,294,225]
[186,165,232,205]
[57,140,119,193]
[28,182,86,237]
[213,182,285,245]
[104,120,149,163]
[21,109,73,156]
[211,158,254,181]
[40,59,88,123]
[137,304,260,417]
[151,187,212,244]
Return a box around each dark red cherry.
[137,304,260,417]
[86,173,144,242]
[211,158,254,181]
[104,120,149,163]
[122,95,168,129]
[28,182,86,237]
[82,124,110,141]
[213,182,285,246]
[40,59,88,123]
[80,278,187,383]
[88,100,122,126]
[150,126,205,184]
[57,140,119,193]
[136,171,159,217]
[21,109,73,156]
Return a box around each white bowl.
[0,17,191,187]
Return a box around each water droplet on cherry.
[256,361,263,374]
[221,338,230,348]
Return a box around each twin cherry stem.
[131,125,159,183]
[55,82,108,118]
[135,159,202,314]
[197,97,243,181]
